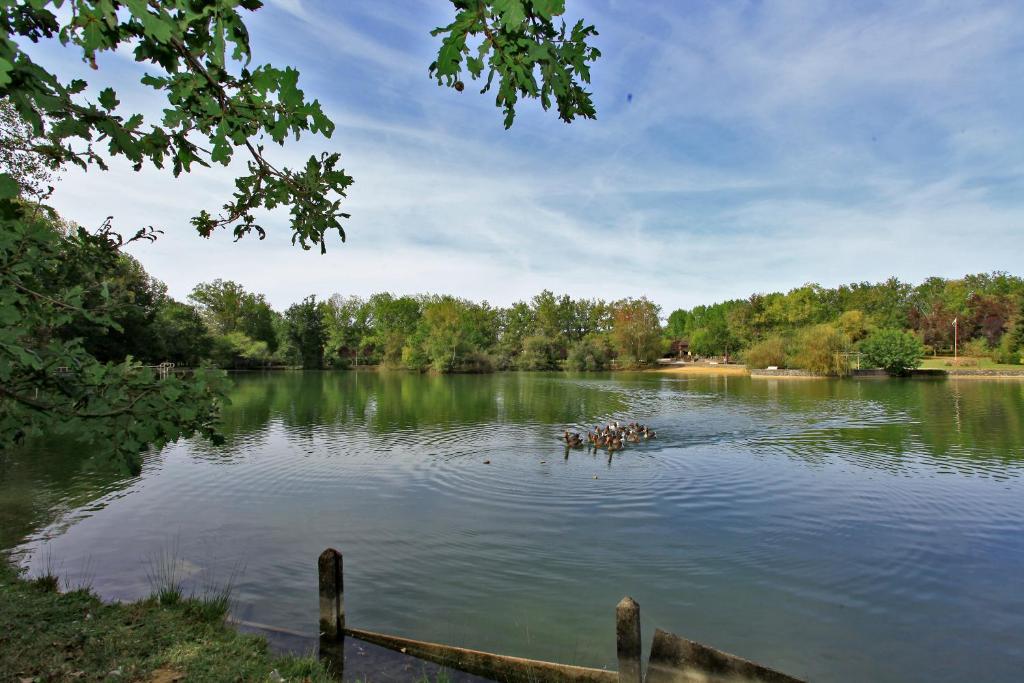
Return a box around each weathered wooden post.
[318,548,344,640]
[616,596,642,683]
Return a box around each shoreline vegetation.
[0,559,336,682]
[47,256,1023,378]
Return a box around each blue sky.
[35,1,1024,312]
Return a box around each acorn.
[454,80,465,92]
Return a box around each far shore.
[652,363,749,376]
[652,362,1024,380]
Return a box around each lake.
[3,371,1023,682]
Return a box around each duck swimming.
[564,430,584,448]
[563,422,656,452]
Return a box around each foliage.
[689,321,734,357]
[284,295,327,369]
[188,280,277,351]
[743,335,788,369]
[961,337,992,359]
[792,324,849,376]
[153,300,213,367]
[430,0,601,128]
[837,309,869,342]
[1007,298,1024,353]
[565,334,612,370]
[364,293,422,367]
[993,298,1024,364]
[0,0,352,250]
[993,334,1021,365]
[420,296,467,372]
[0,99,57,200]
[0,203,227,470]
[664,308,690,341]
[61,251,169,363]
[409,296,496,373]
[518,334,559,370]
[609,297,661,363]
[210,331,269,369]
[861,329,925,376]
[667,273,1024,361]
[323,294,370,367]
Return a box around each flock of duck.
[563,421,656,452]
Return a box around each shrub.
[993,334,1022,365]
[210,331,270,368]
[861,328,924,375]
[566,335,612,371]
[793,324,849,376]
[458,351,494,373]
[837,309,870,342]
[743,336,788,369]
[518,335,559,370]
[961,338,992,359]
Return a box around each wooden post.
[616,596,642,683]
[318,548,344,640]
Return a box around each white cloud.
[39,0,1024,313]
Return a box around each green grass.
[919,356,1024,371]
[0,560,336,682]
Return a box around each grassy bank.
[0,561,334,682]
[652,364,749,376]
[919,356,1024,372]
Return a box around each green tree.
[837,309,869,342]
[420,297,467,373]
[189,280,279,356]
[995,298,1024,364]
[793,324,849,376]
[1009,298,1024,353]
[610,297,662,364]
[0,212,227,469]
[284,295,327,369]
[494,301,535,367]
[153,300,213,367]
[565,334,612,371]
[189,280,249,336]
[54,239,169,363]
[531,290,568,351]
[665,309,692,340]
[364,294,422,367]
[323,294,369,368]
[519,335,559,370]
[689,320,735,358]
[861,329,925,376]
[210,331,269,369]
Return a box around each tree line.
[666,274,1024,372]
[97,270,664,373]
[85,251,1024,374]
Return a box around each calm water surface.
[3,372,1023,682]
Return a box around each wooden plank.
[645,629,805,683]
[345,626,617,683]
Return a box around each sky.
[28,0,1024,312]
